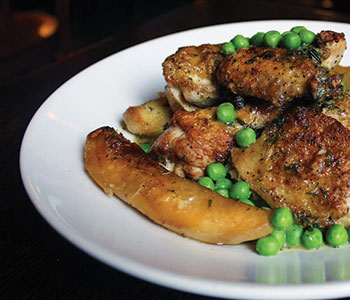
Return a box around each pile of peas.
[257,207,350,256]
[198,164,350,256]
[221,25,316,56]
[198,162,267,207]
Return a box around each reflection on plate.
[20,20,350,300]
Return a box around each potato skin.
[84,126,273,245]
[123,94,172,136]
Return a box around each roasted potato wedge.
[84,127,273,245]
[123,94,173,136]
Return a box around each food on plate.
[85,25,350,255]
[162,30,346,111]
[123,93,172,136]
[150,101,280,179]
[231,104,350,228]
[84,126,273,245]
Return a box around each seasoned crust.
[162,44,224,108]
[150,107,237,179]
[231,105,350,228]
[216,47,318,107]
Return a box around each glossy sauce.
[334,65,350,89]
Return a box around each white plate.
[20,20,350,300]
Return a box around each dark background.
[1,0,348,85]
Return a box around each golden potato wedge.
[123,94,173,136]
[84,126,273,245]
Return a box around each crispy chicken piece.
[84,126,273,245]
[316,30,346,69]
[231,104,350,228]
[162,44,224,110]
[216,46,344,107]
[150,107,236,179]
[151,102,279,179]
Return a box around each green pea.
[140,143,151,153]
[263,30,282,48]
[291,26,306,34]
[217,102,236,124]
[250,32,265,47]
[215,178,232,190]
[221,42,235,56]
[302,228,324,249]
[229,181,251,200]
[271,207,293,229]
[240,198,255,206]
[216,188,229,198]
[282,32,301,49]
[270,229,286,248]
[285,224,303,247]
[326,224,348,247]
[198,176,215,190]
[206,163,227,181]
[256,236,280,256]
[282,31,293,37]
[235,128,256,147]
[231,34,250,49]
[298,29,315,44]
[341,81,346,94]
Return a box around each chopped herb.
[245,51,275,64]
[208,199,213,209]
[284,164,299,171]
[236,118,246,126]
[326,153,334,166]
[308,48,322,63]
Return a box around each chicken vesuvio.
[86,28,349,249]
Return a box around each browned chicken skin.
[316,30,346,68]
[150,101,280,179]
[216,46,344,107]
[162,30,346,110]
[163,44,224,110]
[231,103,350,228]
[150,107,236,179]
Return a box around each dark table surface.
[1,0,350,299]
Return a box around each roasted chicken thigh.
[231,99,350,228]
[216,46,344,107]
